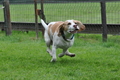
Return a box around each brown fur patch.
[79,25,85,31]
[48,24,52,36]
[73,20,85,32]
[49,21,66,36]
[63,21,69,31]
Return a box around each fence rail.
[0,22,120,34]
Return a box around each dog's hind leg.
[65,50,75,57]
[51,45,57,62]
[46,42,52,56]
[59,49,75,57]
[44,33,52,56]
[58,49,68,57]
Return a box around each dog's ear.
[58,22,68,36]
[74,20,85,32]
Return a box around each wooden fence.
[0,0,120,42]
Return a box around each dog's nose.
[73,25,77,28]
[73,25,79,30]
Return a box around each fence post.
[34,0,39,38]
[40,0,46,22]
[40,0,45,35]
[101,1,107,42]
[3,0,12,36]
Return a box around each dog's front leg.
[51,45,57,62]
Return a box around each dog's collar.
[60,30,74,42]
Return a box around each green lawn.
[0,31,120,80]
[0,2,120,24]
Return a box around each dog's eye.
[75,23,77,24]
[68,23,71,25]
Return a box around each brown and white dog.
[41,19,85,62]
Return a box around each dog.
[41,19,85,62]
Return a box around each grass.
[0,2,120,23]
[0,31,120,80]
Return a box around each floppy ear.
[74,20,85,32]
[58,22,68,36]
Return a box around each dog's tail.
[41,19,48,30]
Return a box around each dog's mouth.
[69,29,78,33]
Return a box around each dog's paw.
[69,54,75,57]
[66,53,75,57]
[50,58,56,62]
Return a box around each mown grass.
[0,31,120,80]
[0,2,120,23]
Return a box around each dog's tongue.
[70,30,77,33]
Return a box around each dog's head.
[58,20,85,35]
